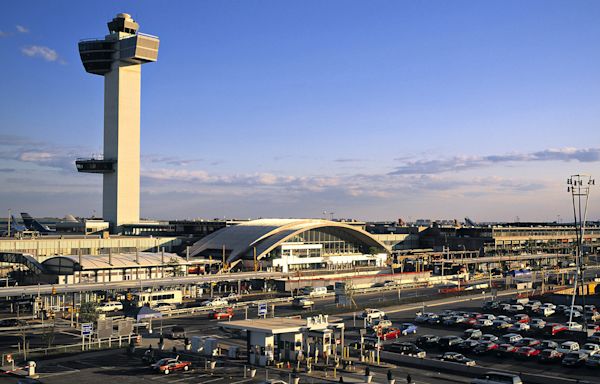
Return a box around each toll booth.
[220,315,345,367]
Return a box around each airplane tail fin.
[20,212,50,232]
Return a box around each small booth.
[220,315,344,367]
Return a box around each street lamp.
[566,174,594,326]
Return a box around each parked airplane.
[1,215,28,236]
[20,212,55,233]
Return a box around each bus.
[134,289,183,308]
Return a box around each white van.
[309,287,328,297]
[96,301,123,312]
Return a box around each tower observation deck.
[76,13,159,232]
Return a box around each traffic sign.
[258,303,267,317]
[81,322,93,336]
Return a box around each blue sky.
[1,1,600,222]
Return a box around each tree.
[167,257,184,277]
[79,301,99,323]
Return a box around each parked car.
[514,338,540,348]
[166,326,186,339]
[480,334,499,343]
[495,343,518,357]
[529,318,546,330]
[475,319,493,329]
[399,323,418,335]
[535,340,558,351]
[471,372,522,384]
[538,349,563,364]
[496,315,511,323]
[464,329,483,340]
[416,334,439,348]
[544,323,567,336]
[443,316,465,326]
[438,336,464,350]
[414,312,435,323]
[226,292,241,301]
[508,305,524,313]
[557,341,580,355]
[565,322,583,331]
[372,319,393,331]
[151,357,192,374]
[562,351,588,367]
[586,353,600,367]
[426,314,442,325]
[492,320,511,330]
[386,342,426,358]
[589,331,600,343]
[515,346,540,359]
[513,314,530,324]
[440,352,476,366]
[508,323,530,333]
[500,333,523,344]
[458,339,480,353]
[581,343,600,356]
[479,314,496,321]
[473,341,498,355]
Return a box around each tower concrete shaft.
[76,13,159,232]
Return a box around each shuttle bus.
[134,289,183,308]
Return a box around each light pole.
[566,174,594,326]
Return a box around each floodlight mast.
[566,174,594,326]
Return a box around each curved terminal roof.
[189,219,388,264]
[42,252,186,275]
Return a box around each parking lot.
[363,297,600,382]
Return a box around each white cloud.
[16,25,28,33]
[21,45,59,62]
[391,147,600,175]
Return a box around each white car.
[557,341,580,355]
[372,319,393,330]
[565,322,583,331]
[508,323,530,332]
[475,319,493,329]
[507,305,524,313]
[96,301,123,312]
[154,302,176,311]
[582,343,600,356]
[202,298,228,307]
[530,318,546,329]
[362,309,386,322]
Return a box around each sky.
[1,0,600,222]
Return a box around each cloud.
[0,168,15,173]
[21,45,61,62]
[142,154,203,167]
[16,25,28,33]
[334,158,363,163]
[0,30,10,38]
[390,147,600,175]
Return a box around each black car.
[416,334,439,348]
[457,339,480,353]
[438,336,464,351]
[386,342,426,358]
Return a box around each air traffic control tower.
[76,13,159,232]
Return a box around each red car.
[516,346,540,359]
[513,314,530,324]
[151,357,192,374]
[544,323,567,336]
[210,307,234,320]
[464,317,478,326]
[380,327,402,340]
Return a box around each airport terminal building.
[189,219,389,272]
